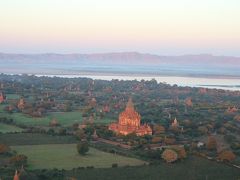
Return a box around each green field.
[10,112,83,127]
[0,95,113,127]
[6,94,21,100]
[0,110,113,127]
[0,123,23,133]
[49,112,114,125]
[64,157,240,180]
[2,154,239,180]
[0,133,77,146]
[11,144,146,169]
[0,104,5,113]
[1,112,83,127]
[0,113,51,126]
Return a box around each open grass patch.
[0,133,77,146]
[0,104,6,113]
[0,112,82,127]
[1,113,51,126]
[48,112,114,125]
[0,110,114,127]
[48,112,83,126]
[6,94,21,100]
[0,123,23,133]
[11,144,146,169]
[64,156,240,180]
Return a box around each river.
[35,74,240,91]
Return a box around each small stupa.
[171,118,179,128]
[13,170,19,180]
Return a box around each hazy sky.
[0,0,240,55]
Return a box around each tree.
[234,115,240,122]
[151,136,162,143]
[171,145,187,159]
[185,97,193,107]
[0,144,10,154]
[49,118,60,127]
[162,149,178,163]
[9,154,28,167]
[218,150,236,162]
[75,129,86,140]
[112,163,118,168]
[164,137,176,145]
[198,126,208,134]
[47,128,54,135]
[224,135,236,144]
[64,102,72,112]
[153,125,165,134]
[58,128,67,136]
[77,141,89,155]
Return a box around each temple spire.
[126,97,134,110]
[13,170,19,180]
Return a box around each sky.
[0,0,240,56]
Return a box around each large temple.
[109,98,152,136]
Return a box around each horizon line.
[1,51,240,58]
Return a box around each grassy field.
[49,111,83,125]
[48,112,113,125]
[0,113,51,126]
[0,95,113,127]
[0,123,23,133]
[2,155,239,180]
[0,104,5,113]
[63,156,240,180]
[0,133,77,146]
[11,144,146,169]
[0,112,83,127]
[6,94,21,100]
[0,109,113,127]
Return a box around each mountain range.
[0,52,240,76]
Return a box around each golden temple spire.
[13,170,19,180]
[126,97,134,110]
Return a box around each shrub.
[218,150,236,162]
[77,141,89,155]
[112,163,118,168]
[9,154,28,167]
[0,144,10,154]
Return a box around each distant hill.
[0,52,240,76]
